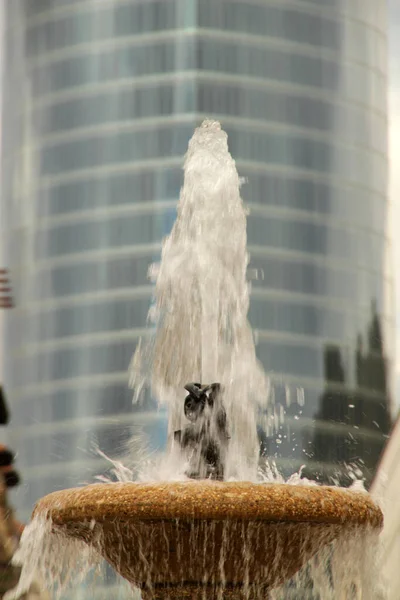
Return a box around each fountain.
[9,121,383,599]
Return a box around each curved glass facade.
[1,0,391,544]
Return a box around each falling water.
[129,120,268,480]
[8,510,385,600]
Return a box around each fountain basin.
[33,481,383,598]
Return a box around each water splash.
[4,514,101,600]
[130,120,268,480]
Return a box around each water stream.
[130,120,268,480]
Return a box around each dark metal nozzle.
[174,382,229,481]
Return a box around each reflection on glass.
[259,303,391,486]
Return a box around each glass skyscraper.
[1,0,391,552]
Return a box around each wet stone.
[33,481,383,598]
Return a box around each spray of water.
[4,515,101,599]
[7,121,386,599]
[129,120,269,479]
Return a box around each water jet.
[14,121,384,599]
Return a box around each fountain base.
[33,481,383,598]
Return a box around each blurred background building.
[0,0,393,594]
[388,0,400,407]
[370,3,400,599]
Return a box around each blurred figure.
[0,447,50,600]
[0,469,21,596]
[0,390,49,600]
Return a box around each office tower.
[368,3,399,597]
[1,0,391,535]
[388,0,400,408]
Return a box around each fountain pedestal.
[33,481,383,599]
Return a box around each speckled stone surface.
[33,482,383,598]
[34,481,383,528]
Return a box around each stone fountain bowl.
[33,481,383,599]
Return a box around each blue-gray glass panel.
[31,254,155,299]
[241,174,386,232]
[30,38,384,106]
[10,380,388,431]
[246,216,385,269]
[9,384,151,424]
[26,295,390,345]
[39,127,386,193]
[15,339,138,385]
[198,1,385,71]
[198,0,341,48]
[34,170,386,235]
[15,336,390,394]
[12,338,376,386]
[26,0,385,73]
[40,125,194,174]
[15,424,133,467]
[31,296,153,340]
[248,298,389,340]
[35,81,385,154]
[34,213,386,269]
[26,1,178,55]
[29,252,384,302]
[36,168,183,217]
